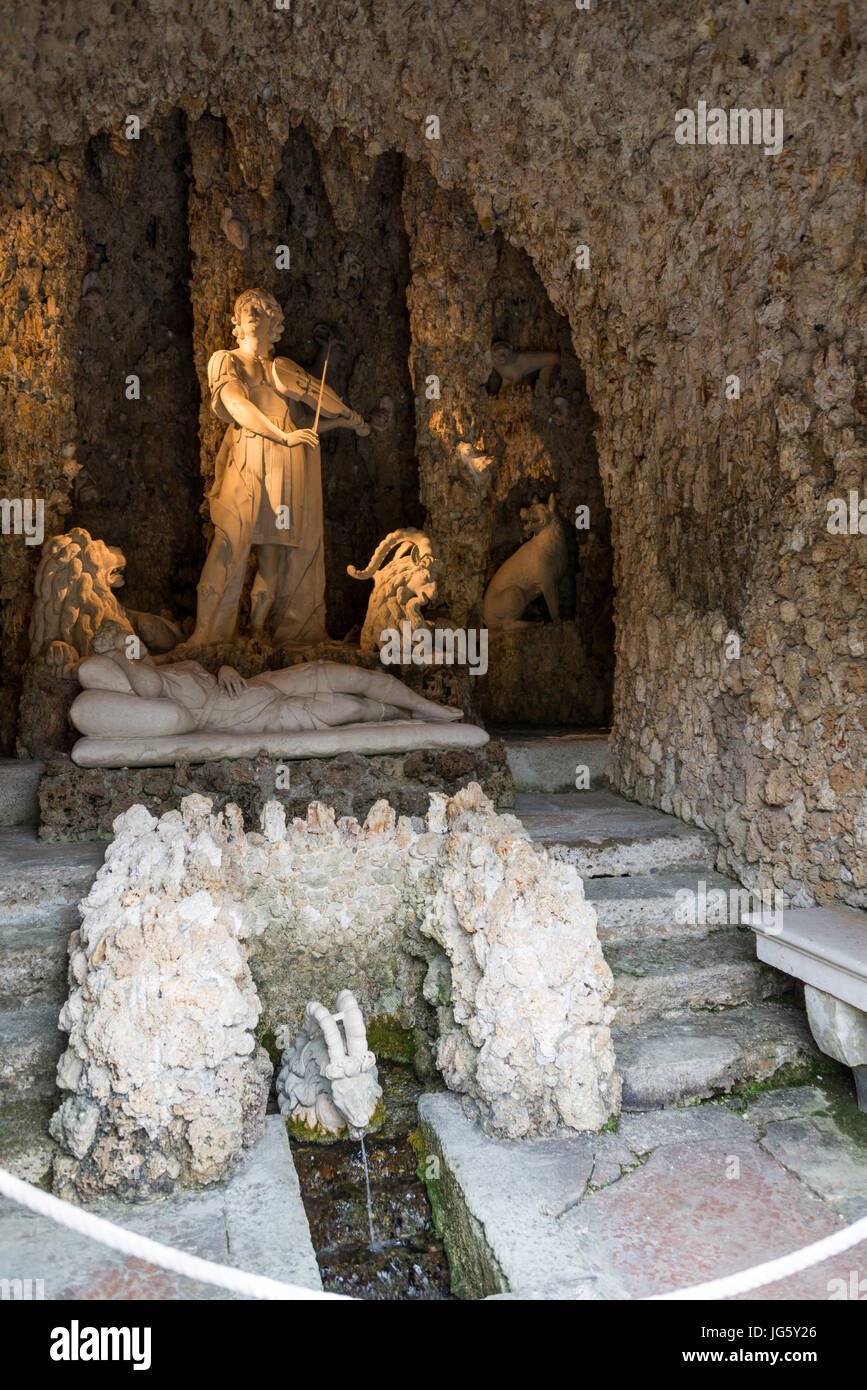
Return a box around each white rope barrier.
[650,1212,867,1300]
[3,1162,865,1303]
[0,1167,348,1301]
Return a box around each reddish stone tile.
[564,1140,867,1300]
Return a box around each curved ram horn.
[336,990,368,1058]
[305,1001,346,1063]
[347,529,429,582]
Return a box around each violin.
[270,356,368,434]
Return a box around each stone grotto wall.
[72,115,204,628]
[0,2,863,906]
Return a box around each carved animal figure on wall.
[457,441,497,490]
[348,528,441,651]
[483,494,570,630]
[29,528,182,676]
[275,991,382,1140]
[489,340,560,389]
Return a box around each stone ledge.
[747,906,867,1012]
[37,743,513,842]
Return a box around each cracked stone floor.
[420,1074,867,1300]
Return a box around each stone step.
[612,1001,820,1111]
[585,869,764,942]
[0,829,104,920]
[514,790,718,877]
[0,1095,57,1185]
[606,929,793,1026]
[496,730,610,794]
[0,760,42,828]
[0,1005,64,1104]
[0,907,78,1009]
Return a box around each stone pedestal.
[38,743,513,842]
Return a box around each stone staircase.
[0,761,106,1179]
[503,734,819,1110]
[0,738,821,1180]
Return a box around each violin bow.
[312,338,332,434]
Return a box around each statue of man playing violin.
[186,288,370,649]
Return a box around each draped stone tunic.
[207,348,320,550]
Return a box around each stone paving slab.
[420,1089,867,1301]
[0,1116,321,1299]
[561,1137,866,1300]
[735,1085,867,1224]
[513,791,717,876]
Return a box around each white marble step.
[607,929,793,1026]
[514,791,718,877]
[612,1001,819,1111]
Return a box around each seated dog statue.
[483,494,570,630]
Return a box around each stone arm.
[110,652,166,699]
[218,382,310,446]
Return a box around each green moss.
[407,1126,426,1179]
[258,1028,281,1067]
[814,1074,867,1147]
[366,1016,415,1064]
[283,1096,387,1145]
[730,1053,843,1104]
[283,1114,341,1145]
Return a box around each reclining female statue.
[70,621,463,740]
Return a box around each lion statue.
[348,529,441,652]
[29,528,183,675]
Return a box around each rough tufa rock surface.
[245,783,620,1140]
[37,740,513,842]
[50,781,621,1185]
[420,787,620,1138]
[51,794,271,1201]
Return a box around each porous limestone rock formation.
[51,794,271,1200]
[245,783,620,1139]
[51,782,618,1185]
[419,786,620,1138]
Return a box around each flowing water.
[359,1132,376,1249]
[291,1134,453,1300]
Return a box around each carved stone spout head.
[276,990,383,1140]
